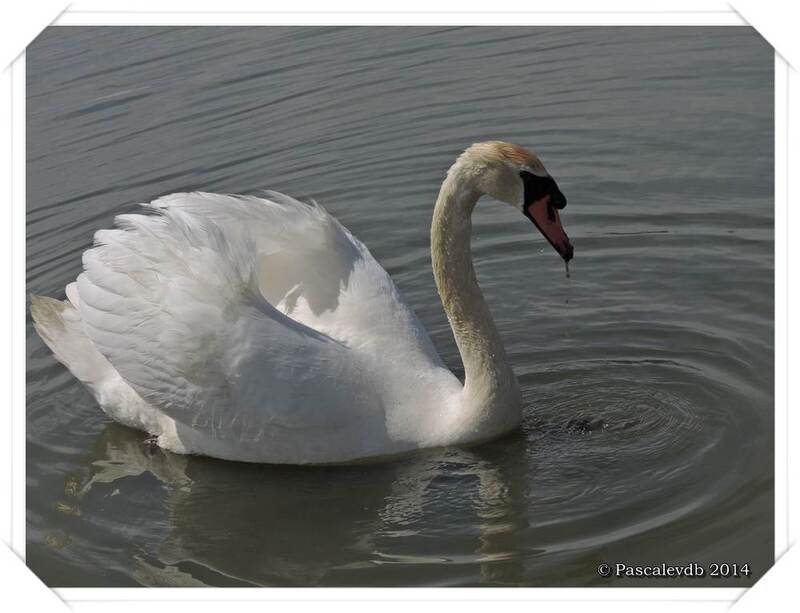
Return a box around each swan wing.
[74,192,446,452]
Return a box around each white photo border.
[4,1,795,611]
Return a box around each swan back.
[70,192,460,463]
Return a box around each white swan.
[31,141,573,464]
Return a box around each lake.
[26,25,774,587]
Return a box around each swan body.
[32,141,572,464]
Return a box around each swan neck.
[431,163,518,407]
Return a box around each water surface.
[26,26,774,587]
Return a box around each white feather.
[36,192,462,463]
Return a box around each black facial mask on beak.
[520,171,567,210]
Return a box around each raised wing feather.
[74,192,444,448]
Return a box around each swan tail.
[30,293,115,392]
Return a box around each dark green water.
[26,26,774,587]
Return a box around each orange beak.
[526,195,573,261]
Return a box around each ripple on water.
[514,348,767,553]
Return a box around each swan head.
[459,141,573,262]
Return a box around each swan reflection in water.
[65,422,532,587]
